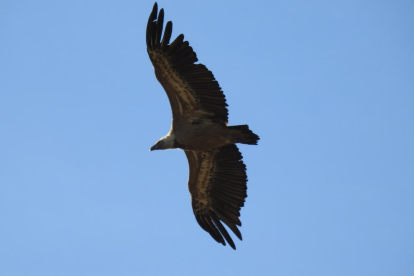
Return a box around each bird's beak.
[149,144,157,151]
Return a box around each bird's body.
[152,119,256,151]
[146,2,259,249]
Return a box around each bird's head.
[150,140,165,151]
[150,134,176,151]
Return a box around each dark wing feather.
[185,144,247,249]
[146,3,228,124]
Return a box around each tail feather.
[228,125,260,145]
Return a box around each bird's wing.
[185,144,247,249]
[146,3,228,124]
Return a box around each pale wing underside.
[185,144,247,249]
[146,3,229,124]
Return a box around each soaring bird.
[146,2,259,249]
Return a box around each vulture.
[146,2,259,250]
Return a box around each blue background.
[1,1,413,275]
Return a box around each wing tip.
[194,210,242,250]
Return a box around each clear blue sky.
[1,0,413,275]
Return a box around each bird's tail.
[228,125,260,145]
